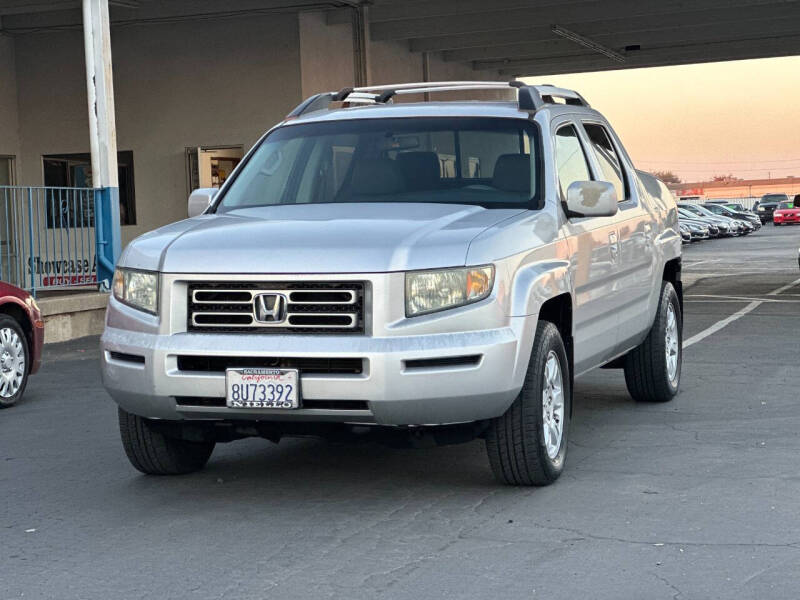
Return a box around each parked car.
[0,282,44,407]
[756,193,789,223]
[706,200,753,214]
[677,214,711,240]
[679,223,692,243]
[101,81,683,486]
[773,201,800,226]
[678,203,741,235]
[677,207,723,237]
[703,203,761,230]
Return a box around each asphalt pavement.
[2,224,799,600]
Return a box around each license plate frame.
[225,368,300,409]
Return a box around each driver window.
[554,124,591,200]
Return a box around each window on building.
[554,124,592,200]
[42,151,136,226]
[582,123,627,201]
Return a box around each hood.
[120,203,527,274]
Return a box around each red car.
[773,202,800,226]
[0,282,44,407]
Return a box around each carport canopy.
[2,0,799,77]
[328,0,800,76]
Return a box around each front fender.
[509,260,572,319]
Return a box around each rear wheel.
[118,408,215,475]
[486,321,571,486]
[0,316,29,408]
[624,281,682,403]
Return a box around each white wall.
[14,13,302,246]
[299,11,354,97]
[0,34,19,161]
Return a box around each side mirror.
[565,181,619,218]
[187,188,218,218]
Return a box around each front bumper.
[101,320,532,426]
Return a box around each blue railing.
[1,186,99,296]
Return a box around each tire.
[486,321,571,486]
[773,221,780,226]
[0,315,30,408]
[624,281,682,403]
[118,407,215,475]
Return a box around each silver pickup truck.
[101,81,682,485]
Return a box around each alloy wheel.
[0,327,26,398]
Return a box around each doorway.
[186,146,244,193]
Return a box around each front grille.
[187,281,366,334]
[176,355,364,375]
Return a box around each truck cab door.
[553,120,621,375]
[579,120,657,356]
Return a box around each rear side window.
[554,124,591,200]
[583,123,627,202]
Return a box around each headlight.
[113,268,159,315]
[405,265,494,317]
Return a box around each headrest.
[350,158,405,195]
[395,152,441,189]
[492,154,531,193]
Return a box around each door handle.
[609,231,620,262]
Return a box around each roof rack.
[285,81,590,118]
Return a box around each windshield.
[215,117,541,212]
[762,194,788,203]
[778,202,792,209]
[680,204,705,216]
[692,204,718,217]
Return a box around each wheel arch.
[536,293,574,416]
[662,257,683,317]
[0,300,33,349]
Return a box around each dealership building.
[673,176,800,203]
[0,1,508,254]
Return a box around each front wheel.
[0,316,30,408]
[624,281,682,403]
[118,408,215,475]
[486,321,571,486]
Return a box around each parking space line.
[685,294,800,303]
[684,276,800,349]
[767,278,800,296]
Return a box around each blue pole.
[27,188,36,297]
[94,186,121,290]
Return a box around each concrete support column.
[82,0,120,290]
[351,3,370,86]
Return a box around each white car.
[102,81,683,485]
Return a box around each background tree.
[650,170,682,184]
[711,174,742,182]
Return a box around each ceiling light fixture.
[551,25,626,63]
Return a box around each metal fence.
[1,186,98,295]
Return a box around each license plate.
[225,368,300,409]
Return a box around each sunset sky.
[523,55,800,184]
